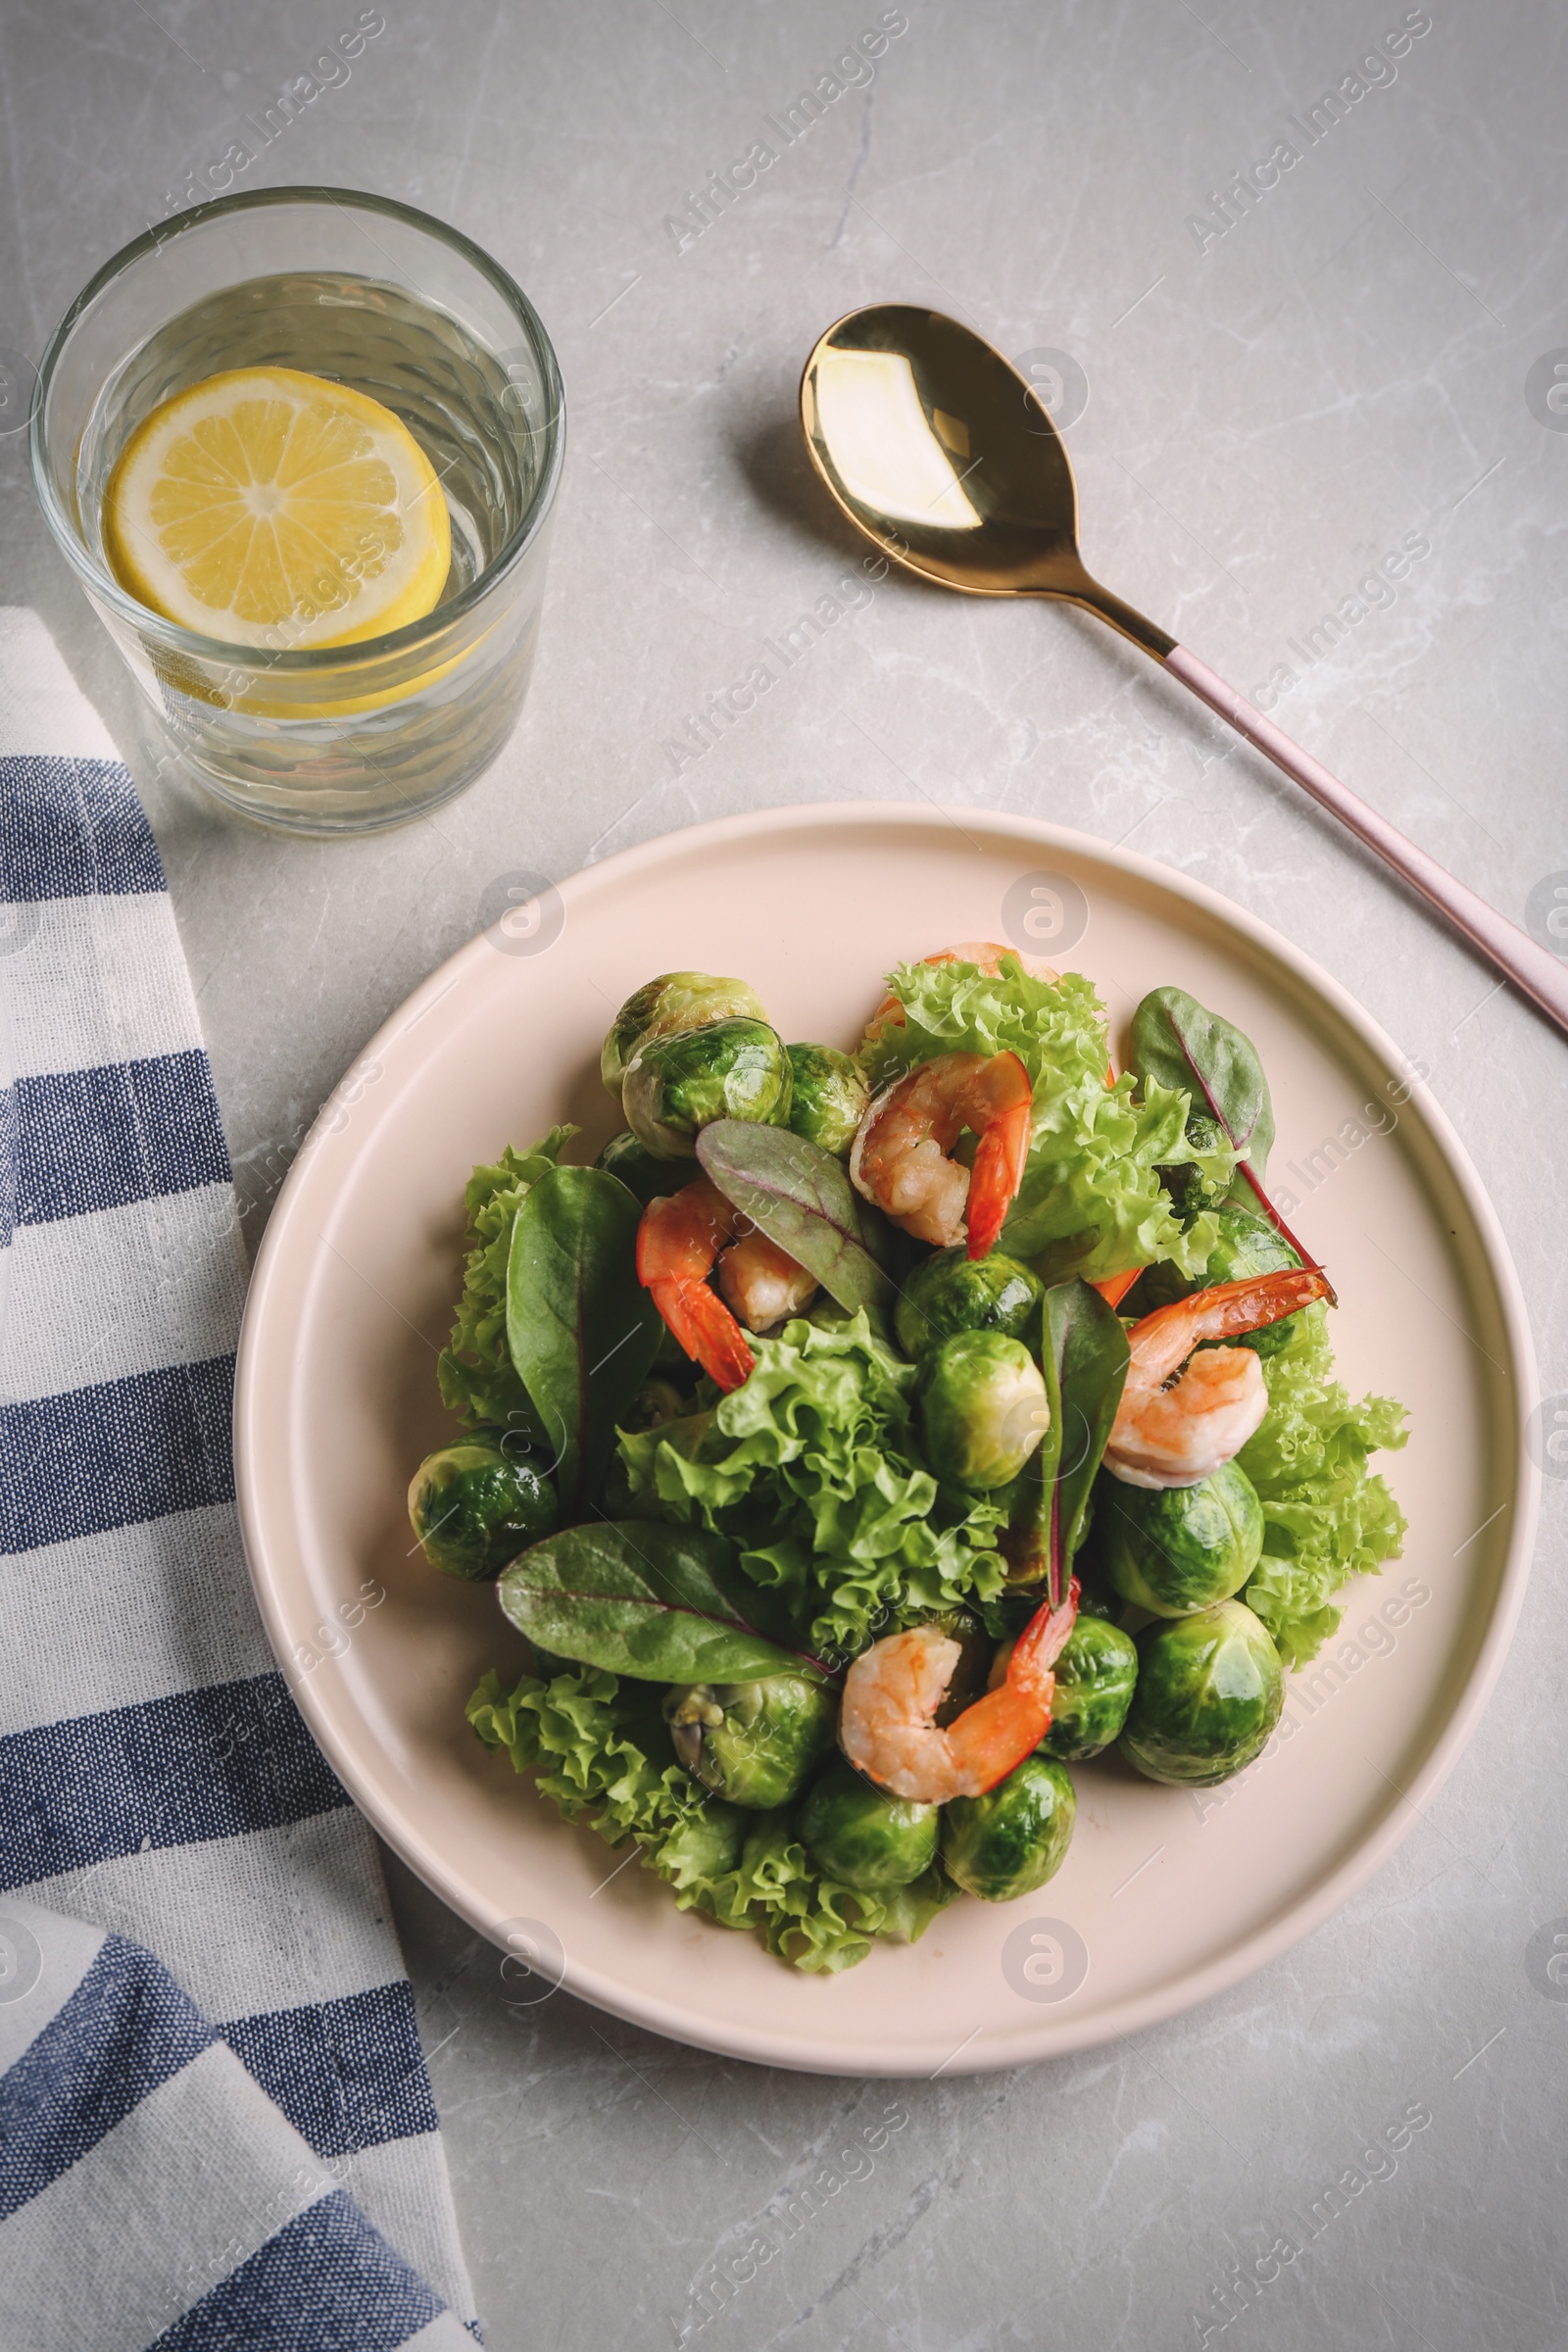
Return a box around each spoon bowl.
[801,304,1172,656]
[799,301,1568,1043]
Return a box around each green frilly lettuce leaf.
[859,956,1225,1284]
[438,1127,575,1431]
[1238,1304,1409,1667]
[617,1309,1007,1660]
[467,1662,958,1973]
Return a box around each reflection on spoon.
[813,348,984,530]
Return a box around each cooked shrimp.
[716,1225,819,1331]
[839,1587,1079,1801]
[851,1050,1031,1258]
[636,1176,817,1393]
[637,1176,756,1393]
[1104,1267,1332,1490]
[863,941,1058,1052]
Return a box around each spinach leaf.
[438,1128,576,1436]
[1128,985,1325,1281]
[696,1120,893,1312]
[497,1520,841,1685]
[1004,1280,1129,1605]
[1042,1279,1130,1603]
[1130,986,1275,1181]
[506,1165,662,1523]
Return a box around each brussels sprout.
[622,1378,689,1432]
[1098,1460,1263,1617]
[594,1129,674,1207]
[1132,1209,1303,1357]
[781,1043,871,1157]
[408,1435,559,1581]
[1118,1599,1284,1787]
[1201,1210,1305,1357]
[664,1674,837,1808]
[798,1760,939,1889]
[622,1018,792,1161]
[894,1246,1044,1363]
[1040,1614,1139,1760]
[601,971,767,1099]
[919,1330,1050,1491]
[1202,1207,1299,1285]
[1156,1112,1234,1216]
[941,1755,1075,1901]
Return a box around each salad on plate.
[408,945,1408,1973]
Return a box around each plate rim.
[233,799,1540,2075]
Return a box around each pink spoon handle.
[1163,644,1568,1042]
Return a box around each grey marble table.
[6,0,1566,2344]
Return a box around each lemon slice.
[103,366,451,650]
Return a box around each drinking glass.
[30,186,564,835]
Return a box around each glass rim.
[27,182,566,671]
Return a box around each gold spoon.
[800,304,1568,1042]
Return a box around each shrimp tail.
[964,1094,1031,1259]
[1011,1580,1080,1692]
[1188,1265,1331,1343]
[1124,1265,1334,1388]
[646,1276,755,1393]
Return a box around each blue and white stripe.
[0,610,476,2348]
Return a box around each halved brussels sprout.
[1040,1614,1139,1760]
[601,972,767,1099]
[894,1246,1044,1363]
[1118,1599,1284,1787]
[664,1674,837,1809]
[595,1129,674,1208]
[1133,1209,1303,1356]
[408,1435,558,1581]
[784,1043,871,1158]
[622,1017,793,1161]
[1098,1459,1263,1617]
[798,1760,939,1889]
[941,1754,1075,1901]
[920,1330,1050,1490]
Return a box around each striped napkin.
[0,610,478,2349]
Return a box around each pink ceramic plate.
[234,805,1537,2076]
